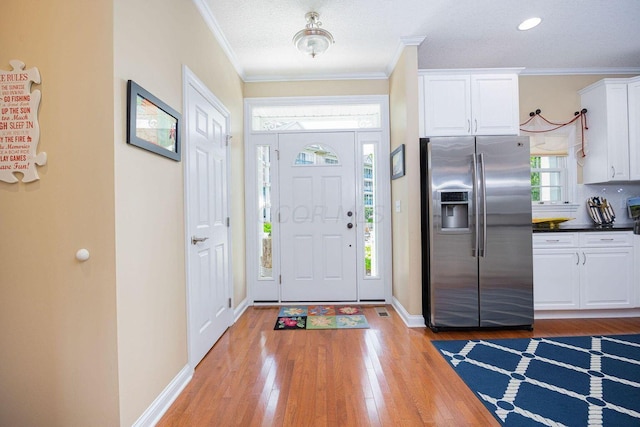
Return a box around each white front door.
[185,73,232,367]
[279,132,357,301]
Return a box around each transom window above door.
[251,104,381,131]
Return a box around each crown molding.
[521,67,640,76]
[386,36,426,76]
[243,72,389,83]
[419,67,525,75]
[399,36,427,46]
[191,0,245,79]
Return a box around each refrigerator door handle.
[472,154,479,258]
[478,153,487,257]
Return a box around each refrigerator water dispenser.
[440,191,469,229]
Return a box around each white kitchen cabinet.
[533,248,581,310]
[533,233,580,310]
[628,77,640,181]
[579,232,634,309]
[580,247,634,309]
[533,231,635,310]
[579,77,640,183]
[419,70,520,137]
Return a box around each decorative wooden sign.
[0,59,46,183]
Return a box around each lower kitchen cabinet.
[533,231,635,311]
[580,247,634,308]
[533,248,580,309]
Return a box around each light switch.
[395,200,401,212]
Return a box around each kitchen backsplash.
[532,183,640,225]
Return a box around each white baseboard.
[234,297,249,322]
[132,364,193,427]
[535,308,640,320]
[392,297,426,328]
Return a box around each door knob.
[191,236,209,245]
[347,223,353,229]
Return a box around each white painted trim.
[400,36,427,46]
[392,297,426,328]
[191,0,244,79]
[243,131,279,304]
[521,67,640,76]
[132,364,193,427]
[535,308,640,319]
[419,68,525,75]
[182,66,195,376]
[243,72,389,83]
[242,67,640,83]
[386,36,427,76]
[234,297,249,322]
[244,95,388,112]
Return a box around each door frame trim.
[182,66,234,369]
[244,95,392,304]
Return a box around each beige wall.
[1,0,245,425]
[519,74,637,123]
[520,74,636,183]
[244,79,389,97]
[0,1,120,426]
[113,0,244,425]
[389,47,422,315]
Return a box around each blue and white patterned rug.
[433,334,640,426]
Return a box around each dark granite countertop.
[532,223,634,233]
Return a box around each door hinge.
[279,275,282,284]
[228,298,232,308]
[226,217,230,227]
[275,149,280,160]
[225,135,232,146]
[278,212,281,223]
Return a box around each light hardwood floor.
[158,306,640,426]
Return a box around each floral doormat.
[274,305,369,330]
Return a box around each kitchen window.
[523,125,578,207]
[531,155,567,203]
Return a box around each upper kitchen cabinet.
[418,70,521,137]
[579,76,640,183]
[628,76,640,181]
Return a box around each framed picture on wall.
[390,144,405,180]
[126,80,181,161]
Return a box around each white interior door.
[185,73,232,367]
[279,132,357,301]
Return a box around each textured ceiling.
[198,0,640,81]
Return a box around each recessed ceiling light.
[518,17,542,31]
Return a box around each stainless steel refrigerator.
[420,136,533,331]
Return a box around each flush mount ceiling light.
[518,17,542,31]
[293,12,335,58]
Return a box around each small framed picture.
[390,144,405,180]
[126,80,181,161]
